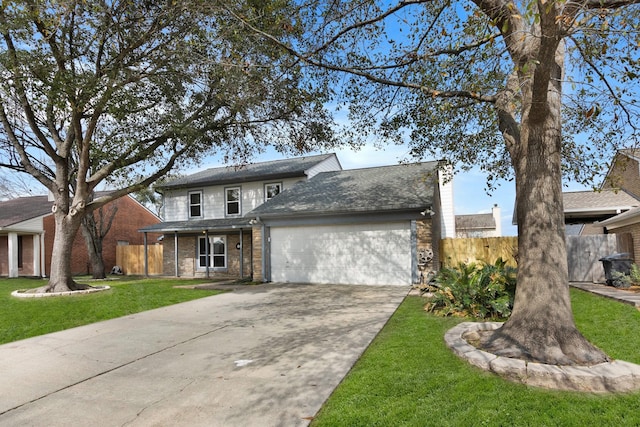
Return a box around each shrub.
[424,258,517,319]
[610,271,632,289]
[630,263,640,285]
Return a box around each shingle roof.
[158,154,336,190]
[563,189,640,212]
[456,213,495,230]
[249,161,439,217]
[0,195,52,228]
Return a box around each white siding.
[306,154,342,178]
[438,167,456,238]
[6,216,45,233]
[162,177,305,221]
[163,189,187,221]
[270,222,412,286]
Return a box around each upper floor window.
[189,191,202,218]
[226,187,241,216]
[265,183,282,201]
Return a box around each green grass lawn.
[312,288,640,427]
[0,276,222,345]
[4,278,640,425]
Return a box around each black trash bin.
[599,253,634,288]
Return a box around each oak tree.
[0,0,335,291]
[240,0,640,364]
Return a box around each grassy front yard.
[312,289,640,427]
[3,277,640,425]
[0,277,222,345]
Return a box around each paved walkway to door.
[0,283,408,427]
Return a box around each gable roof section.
[618,148,640,162]
[563,189,640,219]
[249,161,439,218]
[158,153,338,190]
[0,195,52,228]
[456,213,495,231]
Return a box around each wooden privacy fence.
[440,233,634,283]
[566,234,632,283]
[116,245,163,275]
[440,237,518,268]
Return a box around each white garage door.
[269,222,412,286]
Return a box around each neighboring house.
[455,205,502,238]
[562,189,639,235]
[595,149,640,258]
[0,194,161,277]
[140,154,455,286]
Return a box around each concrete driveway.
[0,283,408,427]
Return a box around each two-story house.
[142,154,342,280]
[141,153,455,286]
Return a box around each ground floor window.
[198,236,226,269]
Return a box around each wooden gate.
[566,234,633,283]
[115,245,163,275]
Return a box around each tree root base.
[11,285,111,298]
[446,322,640,393]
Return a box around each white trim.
[598,207,640,229]
[225,186,242,217]
[32,234,40,277]
[8,232,18,278]
[198,235,227,270]
[438,166,456,238]
[188,190,203,218]
[264,182,283,202]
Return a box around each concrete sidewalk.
[570,282,640,308]
[0,283,408,427]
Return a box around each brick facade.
[604,225,639,261]
[0,235,35,276]
[251,226,263,282]
[163,231,253,279]
[603,153,640,198]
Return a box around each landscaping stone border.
[445,321,640,393]
[11,285,110,298]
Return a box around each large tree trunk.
[481,39,609,366]
[42,207,90,292]
[481,127,608,365]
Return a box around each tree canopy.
[244,0,640,185]
[0,0,337,291]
